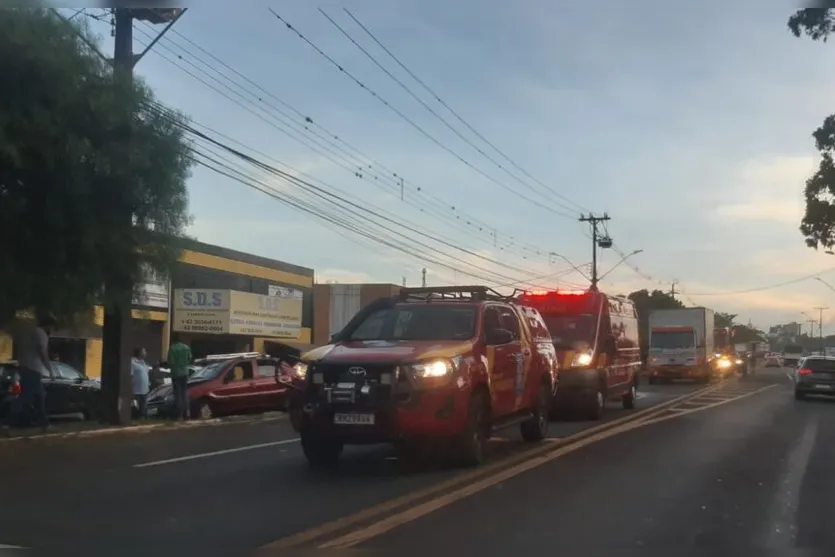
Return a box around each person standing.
[166,334,192,420]
[131,347,150,419]
[3,314,56,434]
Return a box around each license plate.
[146,407,159,416]
[813,384,833,390]
[333,413,375,425]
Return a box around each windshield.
[651,331,696,350]
[188,361,226,381]
[348,305,477,341]
[541,314,597,349]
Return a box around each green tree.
[715,312,737,329]
[0,9,193,324]
[788,9,835,249]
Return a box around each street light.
[598,249,644,282]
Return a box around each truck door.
[483,305,519,417]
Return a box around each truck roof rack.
[203,352,262,361]
[398,285,520,303]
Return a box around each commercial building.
[1,239,314,377]
[312,283,401,345]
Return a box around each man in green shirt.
[166,334,192,420]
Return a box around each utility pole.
[401,276,406,287]
[670,280,678,301]
[578,213,611,290]
[421,268,427,287]
[100,8,186,424]
[815,306,828,353]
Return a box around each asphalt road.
[1,370,820,554]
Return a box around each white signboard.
[133,265,169,309]
[268,284,304,300]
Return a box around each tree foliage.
[0,9,193,326]
[787,9,835,249]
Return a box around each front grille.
[308,363,404,405]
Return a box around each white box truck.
[648,307,715,383]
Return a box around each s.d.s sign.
[172,289,230,334]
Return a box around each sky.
[64,1,835,331]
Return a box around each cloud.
[712,155,815,223]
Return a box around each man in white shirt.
[8,314,55,432]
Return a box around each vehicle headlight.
[714,353,722,359]
[406,358,458,380]
[294,362,308,379]
[571,350,594,368]
[717,358,731,369]
[735,359,743,365]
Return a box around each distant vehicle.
[782,344,804,367]
[765,353,783,368]
[145,352,289,419]
[647,307,716,383]
[794,356,835,400]
[518,288,641,419]
[286,286,558,468]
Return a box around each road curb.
[262,378,734,550]
[0,412,288,444]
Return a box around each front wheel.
[301,434,343,468]
[587,388,605,421]
[521,383,550,442]
[622,382,637,410]
[455,391,490,467]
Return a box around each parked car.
[0,360,100,421]
[284,286,559,468]
[794,356,835,400]
[145,352,289,420]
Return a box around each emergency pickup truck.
[283,286,559,468]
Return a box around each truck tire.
[587,387,605,421]
[622,381,637,410]
[521,382,550,442]
[455,391,490,467]
[301,433,343,469]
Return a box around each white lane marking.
[0,544,25,548]
[763,415,817,547]
[133,438,299,468]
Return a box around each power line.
[686,267,835,296]
[130,22,568,262]
[268,8,577,220]
[340,7,590,215]
[143,99,586,289]
[318,8,581,216]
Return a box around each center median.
[261,377,734,550]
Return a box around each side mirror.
[75,375,85,384]
[486,328,514,345]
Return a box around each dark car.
[145,352,290,420]
[794,356,835,400]
[0,361,100,421]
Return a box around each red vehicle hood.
[303,340,476,364]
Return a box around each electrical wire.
[341,8,591,215]
[685,267,835,296]
[319,8,582,216]
[131,22,569,263]
[268,8,578,220]
[142,99,587,288]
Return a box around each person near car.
[131,347,150,419]
[2,314,56,434]
[166,334,192,420]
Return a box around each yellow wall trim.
[0,332,12,361]
[180,250,313,289]
[131,309,168,322]
[85,338,103,379]
[93,305,104,327]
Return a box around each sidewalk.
[0,410,287,443]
